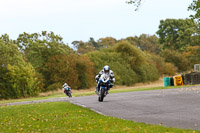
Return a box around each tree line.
[1,18,200,99]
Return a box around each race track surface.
[69,86,200,130]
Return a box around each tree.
[122,35,161,54]
[45,54,79,90]
[87,49,139,85]
[87,41,160,85]
[184,46,200,65]
[124,36,138,47]
[148,53,177,76]
[127,0,199,19]
[161,49,190,72]
[191,47,200,64]
[0,37,41,99]
[88,37,102,50]
[46,54,95,90]
[0,34,11,44]
[72,40,95,54]
[188,0,200,22]
[114,41,159,82]
[97,37,117,48]
[115,41,145,68]
[126,0,141,11]
[127,0,200,51]
[72,38,102,55]
[156,18,197,51]
[138,34,161,54]
[16,31,71,69]
[15,31,72,90]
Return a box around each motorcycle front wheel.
[68,93,72,98]
[99,88,105,102]
[66,91,72,98]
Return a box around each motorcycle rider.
[62,83,72,94]
[95,65,115,94]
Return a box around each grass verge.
[0,102,199,133]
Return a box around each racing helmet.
[104,65,110,73]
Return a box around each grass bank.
[0,102,199,133]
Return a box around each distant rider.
[62,83,71,93]
[95,65,115,94]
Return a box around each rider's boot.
[106,87,110,94]
[95,87,99,94]
[95,82,100,94]
[107,89,110,94]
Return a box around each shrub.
[47,83,62,91]
[185,46,200,66]
[87,41,160,85]
[163,63,177,76]
[87,50,138,86]
[133,63,159,83]
[161,49,190,72]
[148,53,177,76]
[0,40,41,99]
[114,41,145,68]
[45,54,95,90]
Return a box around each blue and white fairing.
[64,86,70,91]
[99,73,110,89]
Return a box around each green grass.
[0,91,96,104]
[0,84,199,104]
[0,93,64,104]
[0,102,199,133]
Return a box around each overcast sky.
[0,0,193,46]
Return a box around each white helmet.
[104,65,110,73]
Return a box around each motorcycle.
[64,87,72,98]
[97,73,110,102]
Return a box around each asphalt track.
[69,86,200,130]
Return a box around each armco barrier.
[183,72,200,85]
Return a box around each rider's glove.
[95,77,99,83]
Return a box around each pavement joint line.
[69,101,106,116]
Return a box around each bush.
[114,41,145,68]
[185,46,200,66]
[0,40,41,99]
[148,53,177,76]
[161,49,190,72]
[47,83,62,91]
[75,56,95,89]
[133,63,159,83]
[87,41,160,85]
[45,54,95,90]
[114,41,159,83]
[163,63,177,76]
[87,50,138,86]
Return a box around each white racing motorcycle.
[97,73,111,102]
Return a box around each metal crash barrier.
[163,64,200,87]
[183,72,200,85]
